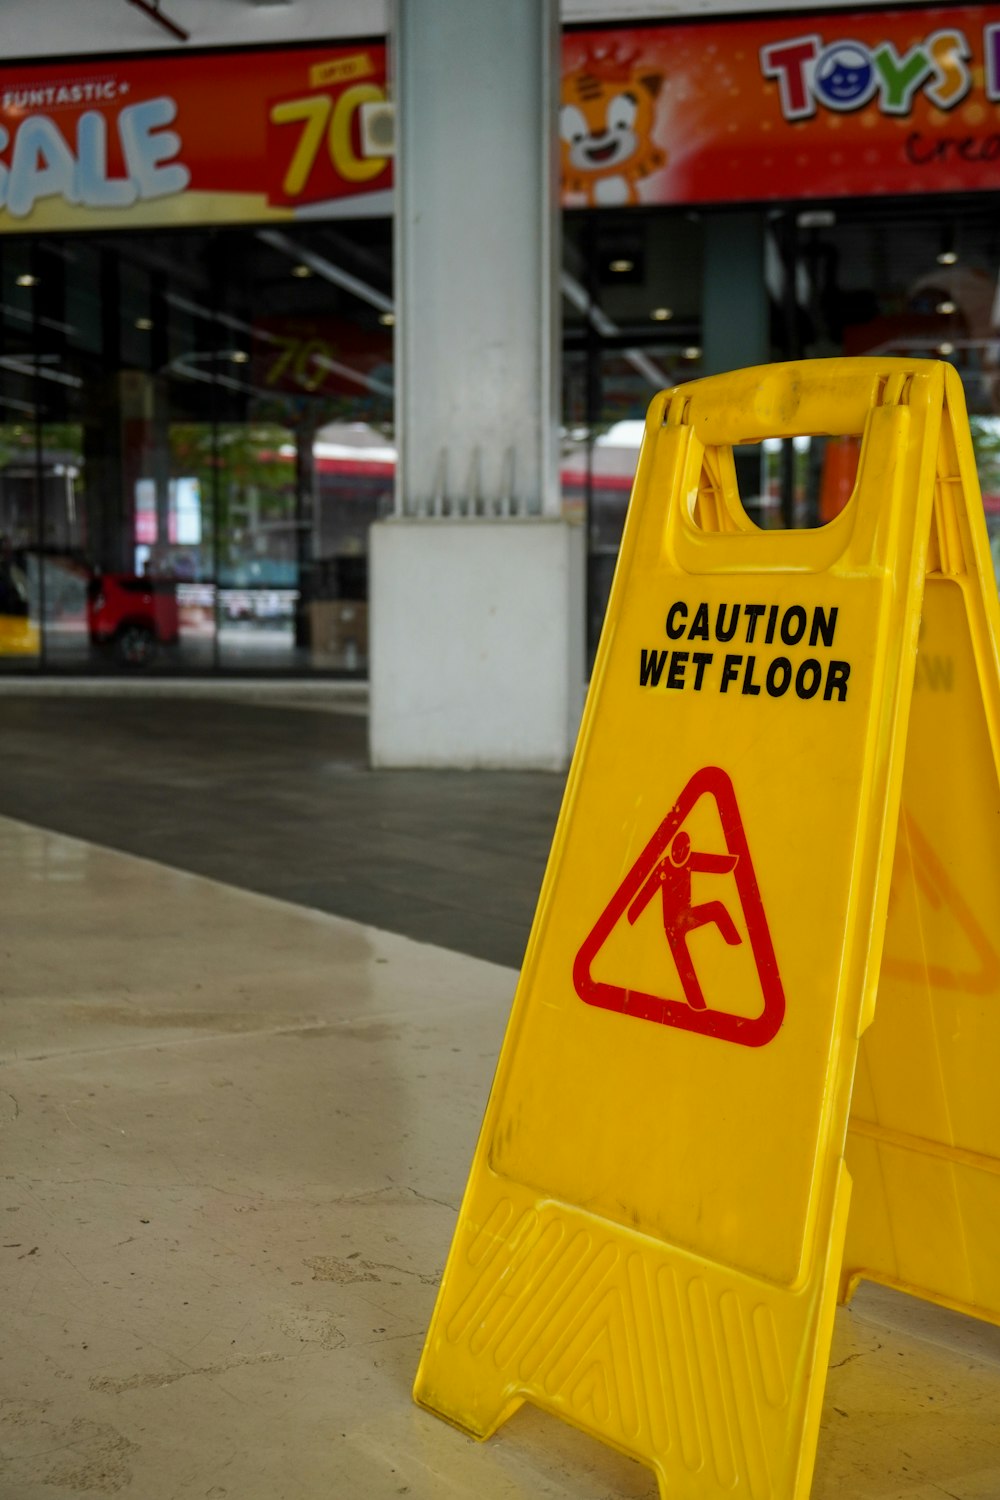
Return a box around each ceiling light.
[936,250,958,266]
[682,346,702,360]
[291,264,313,279]
[16,274,37,288]
[650,307,673,322]
[257,229,393,315]
[796,209,836,229]
[609,258,634,274]
[937,299,956,315]
[378,311,395,327]
[938,341,955,356]
[230,350,250,364]
[561,270,669,389]
[135,317,153,331]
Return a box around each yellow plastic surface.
[842,373,1000,1329]
[414,359,1000,1499]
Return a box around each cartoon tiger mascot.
[560,47,666,206]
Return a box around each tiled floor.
[1,695,1000,1498]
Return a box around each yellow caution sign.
[414,359,1000,1499]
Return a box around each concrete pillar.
[369,0,585,769]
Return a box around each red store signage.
[0,43,390,233]
[561,7,1000,206]
[1,14,998,234]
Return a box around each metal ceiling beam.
[124,0,189,42]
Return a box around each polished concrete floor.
[2,691,1000,1499]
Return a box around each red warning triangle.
[883,807,1000,994]
[573,766,785,1047]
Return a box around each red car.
[87,573,179,667]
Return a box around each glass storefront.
[4,14,1000,676]
[0,221,392,674]
[566,196,1000,660]
[2,52,1000,674]
[6,196,1000,676]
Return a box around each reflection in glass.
[0,221,393,675]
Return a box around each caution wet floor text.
[414,358,1000,1500]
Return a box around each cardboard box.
[309,599,368,669]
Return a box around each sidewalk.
[0,674,370,715]
[0,692,564,969]
[2,816,1000,1499]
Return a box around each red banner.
[2,15,998,233]
[0,43,390,232]
[561,7,1000,206]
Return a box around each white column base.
[369,517,585,769]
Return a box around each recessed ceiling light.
[938,341,955,356]
[230,350,250,364]
[936,250,958,266]
[937,299,956,315]
[609,258,634,274]
[650,307,673,322]
[291,264,313,278]
[135,317,153,331]
[378,311,395,327]
[16,273,37,288]
[796,209,836,229]
[682,346,702,360]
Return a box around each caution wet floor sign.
[414,359,1000,1498]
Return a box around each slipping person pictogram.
[574,766,784,1046]
[626,830,741,1009]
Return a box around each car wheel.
[116,623,157,668]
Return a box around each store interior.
[2,194,1000,673]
